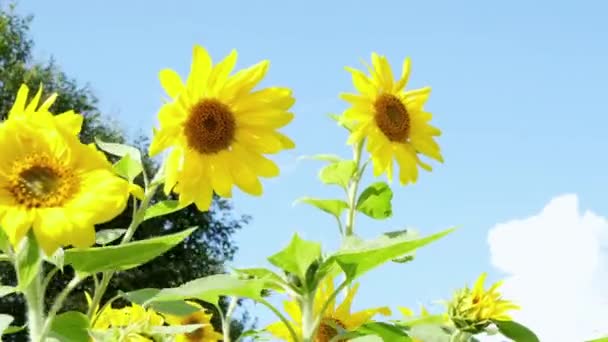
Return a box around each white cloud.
[485,194,608,341]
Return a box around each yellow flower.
[0,85,129,255]
[340,53,442,185]
[164,302,223,342]
[448,273,520,334]
[93,303,163,342]
[149,44,295,211]
[266,276,391,342]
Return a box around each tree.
[0,4,251,340]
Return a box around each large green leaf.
[356,182,393,220]
[122,288,200,316]
[329,228,455,280]
[494,320,540,342]
[95,229,127,245]
[587,337,608,342]
[0,286,16,297]
[16,236,41,290]
[340,322,411,341]
[64,227,196,273]
[319,160,356,189]
[295,197,348,219]
[233,267,287,292]
[113,154,143,182]
[48,311,89,342]
[95,138,142,162]
[267,234,322,282]
[151,274,266,305]
[0,314,13,336]
[143,200,186,221]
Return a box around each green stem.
[344,140,365,237]
[87,183,159,319]
[39,275,84,340]
[300,293,316,342]
[222,297,238,342]
[23,271,44,342]
[450,330,473,342]
[260,299,299,342]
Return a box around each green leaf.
[122,288,200,316]
[340,322,411,341]
[151,274,266,305]
[356,182,393,220]
[48,311,89,342]
[233,268,287,292]
[95,229,127,245]
[44,247,65,271]
[143,200,186,221]
[16,236,41,290]
[328,113,356,131]
[587,337,608,342]
[330,228,455,280]
[0,286,16,297]
[113,154,143,182]
[319,160,356,189]
[493,320,540,342]
[298,154,342,163]
[0,229,10,253]
[295,197,348,218]
[95,137,142,162]
[0,314,13,335]
[65,227,196,274]
[150,324,204,335]
[2,325,25,335]
[267,234,322,282]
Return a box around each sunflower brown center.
[315,317,346,342]
[6,154,77,208]
[183,316,205,341]
[184,99,236,154]
[373,93,410,142]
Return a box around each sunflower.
[0,85,129,255]
[340,53,443,185]
[93,303,163,342]
[149,44,295,211]
[447,273,520,334]
[163,302,223,342]
[266,276,391,342]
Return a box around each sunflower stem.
[300,292,317,342]
[450,330,473,342]
[87,183,159,320]
[221,296,238,342]
[39,274,84,340]
[23,271,44,342]
[344,140,365,237]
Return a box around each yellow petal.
[187,44,213,99]
[32,208,68,255]
[208,49,238,96]
[229,156,262,195]
[9,84,29,117]
[345,67,375,97]
[235,129,284,154]
[335,283,359,318]
[371,53,394,91]
[233,87,295,113]
[39,92,58,112]
[237,110,294,129]
[345,306,391,329]
[24,85,43,113]
[393,57,411,93]
[159,69,185,98]
[129,184,145,200]
[208,151,234,198]
[0,207,33,247]
[232,143,279,178]
[221,60,269,101]
[55,111,84,135]
[393,144,418,185]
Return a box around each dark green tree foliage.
[0,5,251,340]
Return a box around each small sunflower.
[149,44,295,211]
[93,303,163,342]
[340,53,443,185]
[0,85,129,255]
[163,302,223,342]
[448,273,520,334]
[266,276,391,342]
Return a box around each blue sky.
[14,0,608,339]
